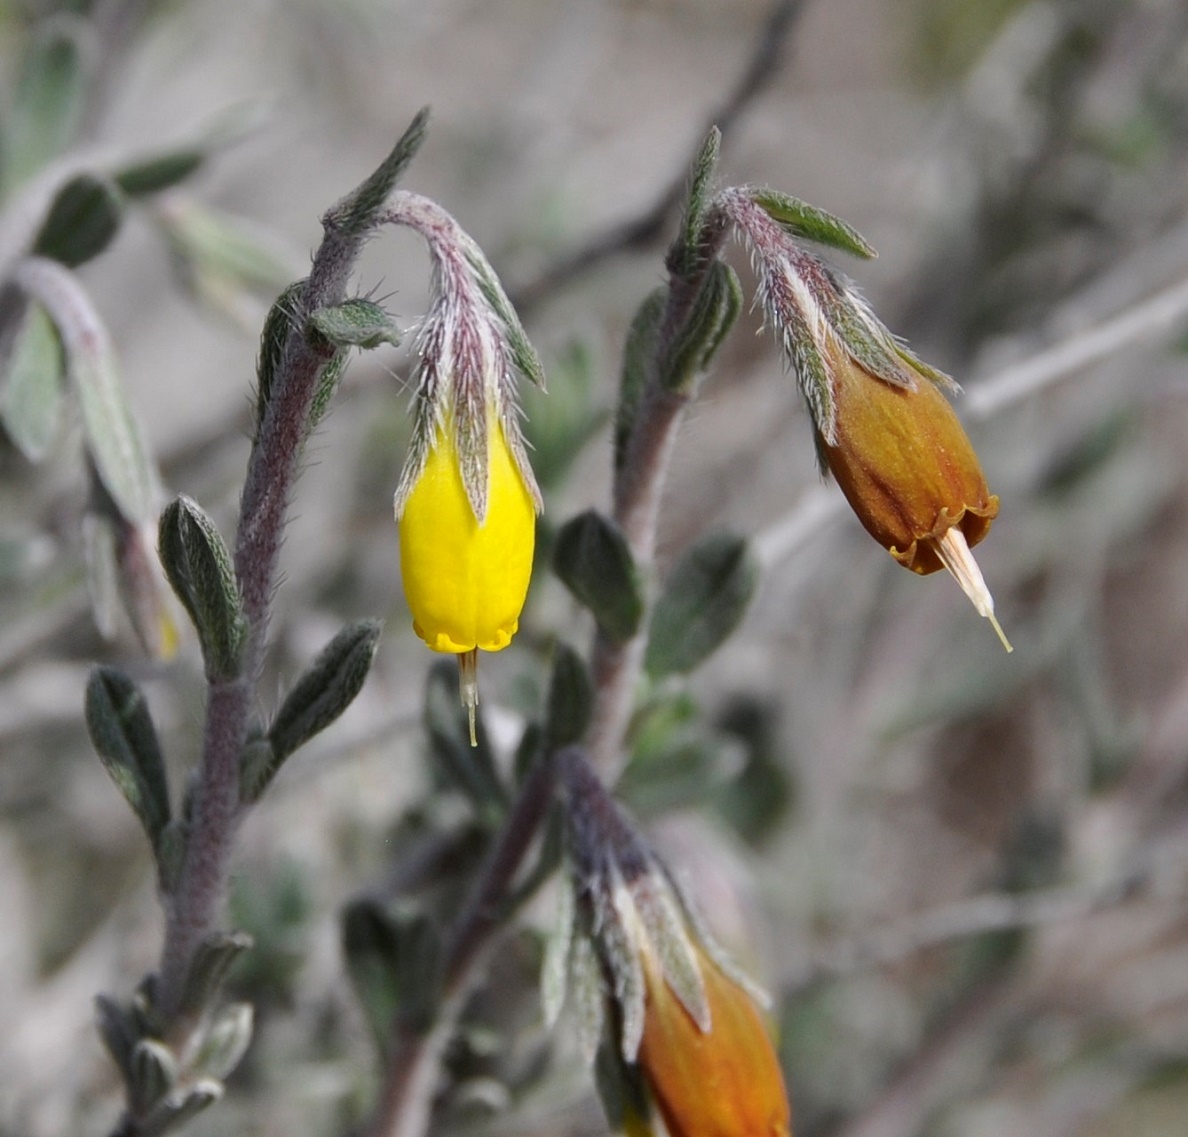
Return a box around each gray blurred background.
[4,0,1188,1134]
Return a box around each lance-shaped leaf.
[423,659,507,819]
[115,150,205,198]
[645,533,759,678]
[254,279,305,429]
[177,931,253,1020]
[159,495,246,682]
[14,258,159,523]
[129,1039,177,1117]
[466,246,546,390]
[671,126,722,278]
[308,298,401,350]
[246,620,382,800]
[750,188,877,259]
[544,641,594,752]
[33,174,125,267]
[553,511,643,644]
[114,101,265,198]
[323,107,428,237]
[305,349,347,435]
[5,17,88,188]
[193,1002,254,1081]
[342,899,442,1049]
[616,287,665,473]
[0,300,64,461]
[660,260,742,394]
[85,666,171,851]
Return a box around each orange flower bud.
[819,345,997,577]
[638,945,792,1137]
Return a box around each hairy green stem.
[153,210,363,1025]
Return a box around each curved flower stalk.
[718,188,1011,651]
[551,747,792,1137]
[388,192,545,742]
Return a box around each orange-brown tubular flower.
[638,945,791,1137]
[820,341,998,576]
[556,747,792,1137]
[817,340,1010,651]
[719,187,1010,650]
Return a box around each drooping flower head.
[388,193,544,739]
[719,188,1010,651]
[548,747,792,1137]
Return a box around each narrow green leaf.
[256,620,382,795]
[158,496,246,682]
[255,280,305,429]
[0,301,64,460]
[645,533,759,677]
[193,1002,253,1081]
[616,288,665,472]
[85,666,171,849]
[750,188,877,259]
[323,108,429,237]
[306,349,347,434]
[308,298,401,350]
[114,150,204,197]
[16,259,159,522]
[33,174,124,267]
[177,931,253,1020]
[467,248,546,389]
[129,1039,177,1117]
[423,659,507,818]
[660,260,742,393]
[544,641,593,751]
[4,17,88,190]
[553,511,643,644]
[672,127,721,277]
[820,287,916,389]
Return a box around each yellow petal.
[398,412,535,653]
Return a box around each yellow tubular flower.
[386,191,546,742]
[398,410,535,654]
[638,945,791,1137]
